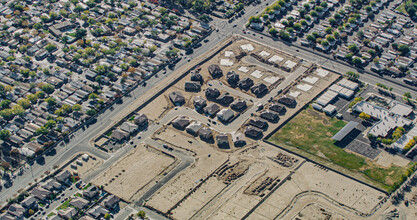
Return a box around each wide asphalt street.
[2,0,417,210]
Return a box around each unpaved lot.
[65,154,102,179]
[92,144,176,202]
[147,127,229,213]
[248,161,386,220]
[291,203,347,220]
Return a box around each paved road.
[3,0,416,213]
[208,0,417,98]
[135,139,194,207]
[37,184,80,219]
[0,57,190,204]
[0,0,276,205]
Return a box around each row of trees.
[403,136,417,152]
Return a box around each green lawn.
[268,107,414,192]
[47,212,56,217]
[82,183,91,190]
[56,199,72,210]
[397,0,411,14]
[74,193,82,197]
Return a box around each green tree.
[0,99,11,109]
[0,109,14,120]
[36,91,46,99]
[36,126,49,135]
[86,109,96,116]
[75,28,87,39]
[62,104,72,113]
[45,43,57,52]
[345,71,359,79]
[269,28,278,35]
[17,98,31,109]
[352,57,362,66]
[42,83,55,94]
[404,92,412,99]
[59,9,68,17]
[40,15,49,23]
[72,104,82,112]
[137,210,146,218]
[61,36,69,45]
[359,112,370,120]
[279,30,290,41]
[12,105,25,117]
[33,23,42,30]
[74,5,84,13]
[0,84,5,98]
[88,93,98,100]
[104,213,111,220]
[0,129,11,140]
[306,35,315,42]
[45,97,57,107]
[348,44,358,53]
[398,44,410,56]
[45,120,57,129]
[54,109,64,116]
[86,0,96,8]
[49,12,58,20]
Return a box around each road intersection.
[2,0,417,213]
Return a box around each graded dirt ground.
[248,161,386,220]
[147,127,300,219]
[65,154,103,179]
[92,144,176,202]
[147,127,229,213]
[291,203,347,220]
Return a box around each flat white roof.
[268,55,284,63]
[323,104,337,113]
[264,76,280,84]
[296,84,312,91]
[240,44,254,51]
[289,91,301,98]
[353,101,412,137]
[284,60,297,69]
[390,102,413,117]
[225,51,234,57]
[259,51,270,57]
[251,70,263,78]
[317,90,338,106]
[238,66,249,73]
[316,68,329,77]
[329,84,344,93]
[303,76,319,85]
[338,78,359,90]
[220,59,233,66]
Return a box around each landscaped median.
[267,106,416,192]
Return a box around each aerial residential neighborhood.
[2,0,417,219]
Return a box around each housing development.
[2,0,417,220]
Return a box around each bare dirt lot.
[147,128,299,219]
[65,154,103,179]
[92,144,177,202]
[248,162,386,220]
[292,203,347,220]
[147,127,229,213]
